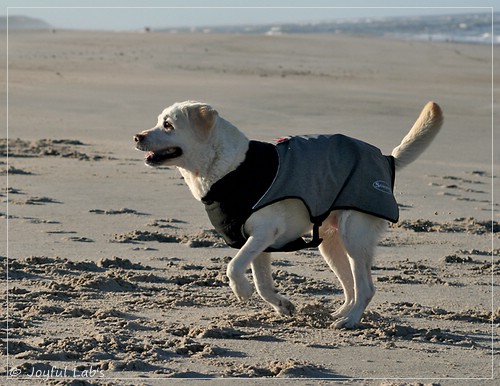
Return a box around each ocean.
[162,12,499,46]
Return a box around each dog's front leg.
[251,252,295,316]
[226,233,275,302]
[228,200,306,306]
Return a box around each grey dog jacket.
[202,134,398,252]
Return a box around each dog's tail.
[391,101,443,171]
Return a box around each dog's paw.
[331,302,353,319]
[330,315,361,329]
[229,278,253,302]
[273,297,295,316]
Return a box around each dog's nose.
[134,133,145,143]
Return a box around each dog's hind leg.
[332,211,387,329]
[318,228,355,320]
[251,252,295,316]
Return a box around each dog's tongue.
[145,151,154,161]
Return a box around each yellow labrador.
[135,101,442,328]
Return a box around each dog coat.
[202,134,398,252]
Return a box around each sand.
[1,30,498,385]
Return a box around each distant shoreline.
[2,12,498,45]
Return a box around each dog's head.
[134,101,218,167]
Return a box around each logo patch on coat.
[372,180,393,195]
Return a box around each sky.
[1,0,496,31]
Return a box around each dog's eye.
[163,120,174,130]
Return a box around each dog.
[134,100,443,328]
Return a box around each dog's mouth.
[144,147,183,165]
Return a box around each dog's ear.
[189,104,218,140]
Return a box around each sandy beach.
[1,30,498,385]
